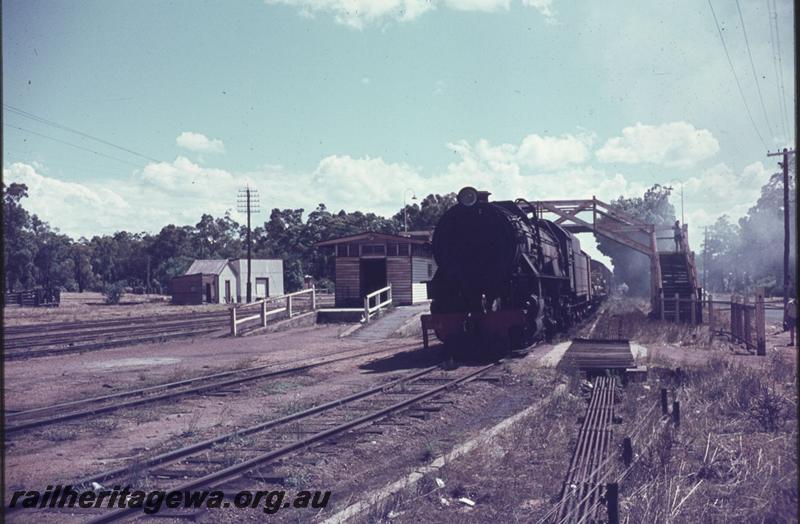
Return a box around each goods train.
[425,187,609,355]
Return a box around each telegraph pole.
[767,148,795,324]
[703,226,708,292]
[237,186,260,303]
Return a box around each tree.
[392,193,456,232]
[3,183,36,291]
[596,184,676,296]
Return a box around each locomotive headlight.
[457,186,479,207]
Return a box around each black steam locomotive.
[426,187,606,354]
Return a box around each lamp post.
[666,180,684,224]
[403,188,417,232]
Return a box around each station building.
[171,258,284,305]
[315,231,436,307]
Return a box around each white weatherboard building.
[172,258,284,304]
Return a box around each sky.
[2,0,796,266]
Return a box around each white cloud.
[176,131,226,154]
[446,132,594,175]
[3,162,130,235]
[443,0,510,12]
[311,154,424,208]
[521,0,555,21]
[265,0,556,29]
[140,156,236,195]
[596,122,719,168]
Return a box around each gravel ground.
[4,297,797,523]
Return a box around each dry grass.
[621,355,798,523]
[3,292,227,326]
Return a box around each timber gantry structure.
[517,197,701,322]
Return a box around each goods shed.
[171,258,283,305]
[315,231,436,307]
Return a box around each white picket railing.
[230,286,316,336]
[363,284,392,324]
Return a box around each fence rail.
[363,285,392,324]
[230,286,317,336]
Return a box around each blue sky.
[2,0,795,263]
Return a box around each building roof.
[185,259,230,275]
[315,231,431,247]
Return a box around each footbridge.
[516,197,701,322]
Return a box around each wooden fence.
[363,285,392,324]
[230,286,317,336]
[3,288,61,308]
[702,288,772,355]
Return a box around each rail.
[363,284,392,324]
[230,286,317,336]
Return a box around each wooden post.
[672,400,680,427]
[388,284,392,304]
[756,287,766,356]
[622,437,632,466]
[606,483,619,524]
[311,285,316,310]
[730,295,737,341]
[260,299,267,327]
[287,295,293,318]
[660,289,666,321]
[230,306,237,337]
[364,296,370,324]
[708,294,714,331]
[660,388,668,416]
[743,294,752,350]
[422,315,429,349]
[691,293,696,325]
[674,293,680,323]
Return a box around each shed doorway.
[205,283,212,303]
[255,278,269,298]
[360,259,387,297]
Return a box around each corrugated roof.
[185,259,229,275]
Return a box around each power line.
[707,0,768,150]
[2,104,160,163]
[771,0,793,140]
[735,0,773,139]
[767,0,790,139]
[4,123,143,168]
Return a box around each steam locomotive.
[426,187,607,354]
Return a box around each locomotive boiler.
[426,187,603,354]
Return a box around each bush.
[103,281,126,304]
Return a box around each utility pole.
[146,255,151,295]
[237,186,260,303]
[767,148,795,325]
[403,188,417,233]
[703,226,708,293]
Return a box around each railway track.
[3,312,233,360]
[555,376,617,523]
[14,359,498,522]
[4,345,420,434]
[3,310,228,336]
